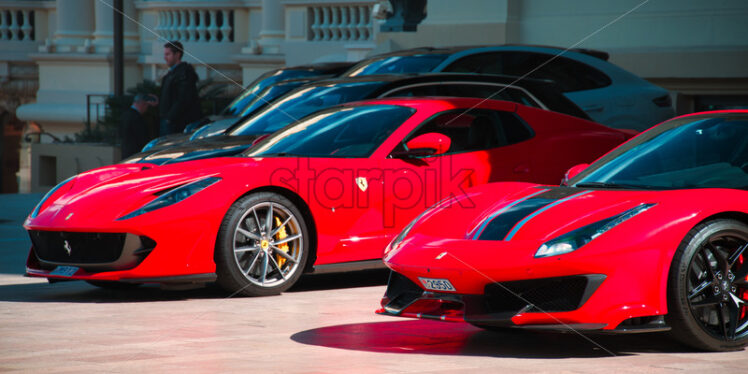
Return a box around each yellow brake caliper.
[274,217,289,267]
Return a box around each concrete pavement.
[1,193,747,373]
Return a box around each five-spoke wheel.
[668,219,748,351]
[215,192,309,296]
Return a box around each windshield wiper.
[574,182,658,190]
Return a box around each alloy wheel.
[231,202,304,288]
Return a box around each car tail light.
[652,94,672,108]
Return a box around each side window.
[399,109,533,156]
[444,53,503,74]
[435,84,500,99]
[386,85,441,97]
[387,84,542,108]
[438,84,541,108]
[444,52,611,92]
[500,111,534,144]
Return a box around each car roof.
[668,109,748,122]
[300,73,591,120]
[278,62,356,74]
[270,75,334,86]
[362,44,610,61]
[307,72,557,89]
[674,109,748,117]
[341,96,518,110]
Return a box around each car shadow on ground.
[0,279,227,303]
[0,269,389,303]
[289,269,389,292]
[290,319,699,358]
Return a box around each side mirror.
[562,163,589,185]
[395,133,451,158]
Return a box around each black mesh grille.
[29,231,126,264]
[384,271,425,313]
[484,275,592,313]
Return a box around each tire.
[666,219,748,351]
[215,192,309,297]
[85,280,141,289]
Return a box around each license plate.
[418,277,456,292]
[49,266,79,277]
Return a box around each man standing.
[160,41,202,136]
[121,94,157,158]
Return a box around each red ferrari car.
[379,110,748,351]
[24,98,630,296]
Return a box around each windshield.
[221,69,320,116]
[237,80,309,118]
[571,115,748,190]
[247,105,415,158]
[229,82,384,136]
[344,54,449,77]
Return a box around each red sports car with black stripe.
[379,110,748,351]
[24,98,630,296]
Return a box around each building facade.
[1,0,748,192]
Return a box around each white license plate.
[49,266,79,277]
[418,277,456,292]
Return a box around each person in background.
[159,41,202,136]
[121,94,157,158]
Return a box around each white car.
[344,45,674,131]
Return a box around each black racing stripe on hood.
[476,187,584,241]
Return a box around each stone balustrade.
[156,8,234,43]
[308,4,373,42]
[0,8,36,42]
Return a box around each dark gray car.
[123,73,592,165]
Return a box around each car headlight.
[535,203,655,258]
[389,210,428,251]
[30,176,77,218]
[117,176,221,220]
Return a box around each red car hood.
[408,182,708,243]
[26,157,279,227]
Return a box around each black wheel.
[215,192,309,297]
[667,219,748,351]
[85,281,141,289]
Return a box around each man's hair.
[164,41,184,57]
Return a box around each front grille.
[483,275,605,314]
[383,271,425,313]
[29,231,126,264]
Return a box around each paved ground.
[1,193,747,373]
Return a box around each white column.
[258,0,285,54]
[122,0,138,40]
[92,0,113,52]
[54,0,95,52]
[92,0,140,53]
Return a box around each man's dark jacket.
[160,62,202,133]
[120,106,149,158]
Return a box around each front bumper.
[378,271,607,328]
[25,211,222,283]
[381,235,670,330]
